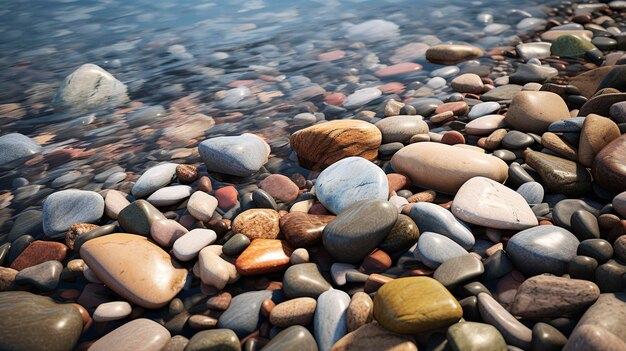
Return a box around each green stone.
[551,35,596,58]
[378,214,420,253]
[117,200,165,235]
[447,322,507,351]
[185,329,241,351]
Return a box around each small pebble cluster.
[2,1,626,351]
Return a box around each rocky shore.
[1,0,626,350]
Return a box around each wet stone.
[15,260,63,291]
[117,200,166,236]
[447,322,507,351]
[433,254,484,289]
[282,263,331,298]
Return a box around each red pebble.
[441,131,466,145]
[215,186,238,210]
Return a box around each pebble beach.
[1,0,626,350]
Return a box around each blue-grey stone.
[42,189,104,238]
[552,199,602,231]
[314,289,350,351]
[323,199,397,263]
[548,117,586,132]
[217,290,282,337]
[15,261,63,291]
[516,182,544,205]
[131,163,178,198]
[406,98,443,116]
[199,134,269,177]
[315,157,388,214]
[0,133,42,165]
[468,101,501,119]
[506,225,579,276]
[416,232,468,269]
[408,202,475,249]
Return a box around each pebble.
[433,254,484,289]
[516,181,544,204]
[532,323,568,351]
[104,190,129,220]
[477,292,532,349]
[379,214,420,253]
[314,157,388,214]
[613,191,626,217]
[417,232,468,269]
[505,91,571,134]
[131,163,178,198]
[280,212,335,248]
[92,301,132,322]
[465,115,506,135]
[199,134,270,177]
[235,239,293,275]
[181,329,240,351]
[259,174,300,203]
[218,290,279,337]
[346,292,374,332]
[198,246,235,290]
[233,209,280,240]
[564,293,626,350]
[10,240,67,271]
[0,133,42,164]
[375,115,428,143]
[375,62,422,77]
[290,248,309,264]
[331,323,417,351]
[593,134,626,193]
[283,262,331,298]
[578,114,620,167]
[262,325,317,351]
[447,322,507,351]
[426,44,484,64]
[343,87,382,109]
[407,202,474,249]
[15,260,62,291]
[146,185,192,206]
[314,289,350,351]
[118,200,166,235]
[150,219,188,247]
[172,229,216,261]
[502,131,534,149]
[187,191,218,222]
[506,225,580,276]
[468,102,501,119]
[269,297,316,327]
[525,151,592,196]
[42,189,104,238]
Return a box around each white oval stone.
[93,301,132,322]
[147,185,193,206]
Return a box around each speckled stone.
[447,322,507,351]
[331,323,417,351]
[314,289,351,351]
[233,209,281,240]
[262,325,318,351]
[506,226,580,276]
[131,163,178,198]
[417,232,468,269]
[525,151,592,196]
[478,292,532,349]
[407,202,474,249]
[199,134,270,176]
[315,157,388,214]
[218,290,279,337]
[42,189,104,238]
[283,263,331,298]
[269,297,316,327]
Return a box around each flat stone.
[185,329,240,351]
[131,163,178,198]
[525,151,592,196]
[0,133,41,165]
[315,157,388,214]
[199,134,270,177]
[233,209,280,240]
[118,200,166,235]
[42,189,104,238]
[433,254,484,289]
[262,325,317,351]
[468,102,501,119]
[375,115,428,143]
[322,199,397,263]
[15,260,62,291]
[52,63,128,112]
[343,87,383,109]
[447,322,507,351]
[580,93,626,117]
[478,292,532,349]
[172,229,216,261]
[10,240,67,271]
[146,185,192,206]
[269,297,316,327]
[283,263,331,298]
[417,232,468,269]
[506,225,579,276]
[80,234,187,308]
[564,293,626,349]
[391,142,508,195]
[235,239,293,275]
[465,115,506,135]
[93,301,132,322]
[259,174,299,203]
[481,85,523,101]
[426,44,483,65]
[593,134,626,193]
[0,291,83,351]
[150,219,188,247]
[374,277,462,334]
[218,290,279,337]
[331,323,417,351]
[511,275,599,319]
[346,292,374,332]
[579,114,620,167]
[505,91,571,134]
[90,318,171,351]
[314,289,351,351]
[407,202,474,249]
[280,212,335,248]
[375,62,423,77]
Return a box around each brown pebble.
[196,176,213,193]
[359,250,392,274]
[206,292,232,310]
[441,131,465,145]
[269,297,316,327]
[187,315,218,330]
[10,240,68,271]
[430,111,455,124]
[0,267,18,291]
[176,164,198,184]
[407,190,436,203]
[598,214,620,229]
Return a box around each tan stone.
[505,91,571,134]
[346,292,374,332]
[540,30,593,42]
[80,234,187,309]
[104,190,129,220]
[269,297,317,327]
[542,132,578,161]
[233,209,280,240]
[331,323,417,351]
[578,114,621,167]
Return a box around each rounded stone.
[42,189,104,238]
[184,329,240,351]
[131,163,178,198]
[378,214,420,253]
[417,232,468,269]
[447,322,507,351]
[93,301,132,322]
[331,323,418,351]
[269,297,316,327]
[593,134,626,193]
[187,191,218,222]
[259,174,300,203]
[426,44,484,65]
[375,115,429,144]
[505,91,571,134]
[199,134,270,177]
[346,292,374,332]
[283,263,331,298]
[89,318,171,351]
[232,209,280,240]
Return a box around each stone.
[331,263,356,286]
[407,202,474,249]
[516,182,544,205]
[199,134,270,177]
[516,42,552,61]
[290,248,309,264]
[391,142,508,194]
[146,185,192,206]
[532,323,568,351]
[578,239,612,263]
[552,199,601,231]
[262,325,318,351]
[187,191,218,222]
[172,229,216,261]
[477,292,532,349]
[80,234,187,308]
[447,322,507,351]
[481,84,523,101]
[187,315,218,330]
[343,87,383,109]
[549,117,585,132]
[593,134,626,193]
[218,289,278,337]
[502,131,534,149]
[290,120,381,170]
[375,63,423,77]
[564,293,626,349]
[564,324,626,351]
[150,219,188,247]
[0,267,17,291]
[10,240,67,271]
[42,189,104,238]
[8,210,42,241]
[511,275,599,319]
[345,19,398,42]
[331,323,417,351]
[104,190,129,220]
[93,301,132,322]
[550,34,596,57]
[510,64,558,85]
[0,133,41,165]
[614,236,626,262]
[506,225,580,276]
[346,292,374,332]
[374,277,462,334]
[259,174,300,203]
[269,297,316,327]
[483,250,514,281]
[378,214,420,253]
[525,151,592,196]
[175,164,197,184]
[578,114,620,167]
[283,263,331,298]
[185,329,240,351]
[117,200,166,235]
[505,91,571,134]
[52,63,128,111]
[0,291,83,351]
[417,232,468,269]
[375,115,428,143]
[15,260,62,291]
[252,189,277,210]
[322,199,397,263]
[426,44,484,65]
[465,115,506,135]
[314,289,351,351]
[468,102,501,119]
[131,163,178,198]
[236,239,293,275]
[614,191,626,218]
[451,73,484,94]
[90,318,171,351]
[233,209,280,240]
[280,212,335,248]
[433,254,484,289]
[580,93,626,118]
[315,157,388,214]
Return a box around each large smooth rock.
[283,263,331,298]
[89,318,171,351]
[0,291,83,351]
[525,151,592,196]
[290,120,382,170]
[80,234,187,308]
[323,200,397,263]
[330,323,417,351]
[391,142,508,194]
[417,232,468,269]
[407,202,474,249]
[199,134,270,177]
[375,115,428,143]
[374,277,462,334]
[447,322,507,351]
[0,133,41,165]
[262,325,318,351]
[315,157,388,214]
[42,189,104,238]
[52,63,129,111]
[131,163,178,198]
[505,91,571,134]
[564,293,626,349]
[578,114,620,168]
[452,177,538,230]
[314,289,351,351]
[218,290,279,337]
[506,226,579,276]
[593,134,626,193]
